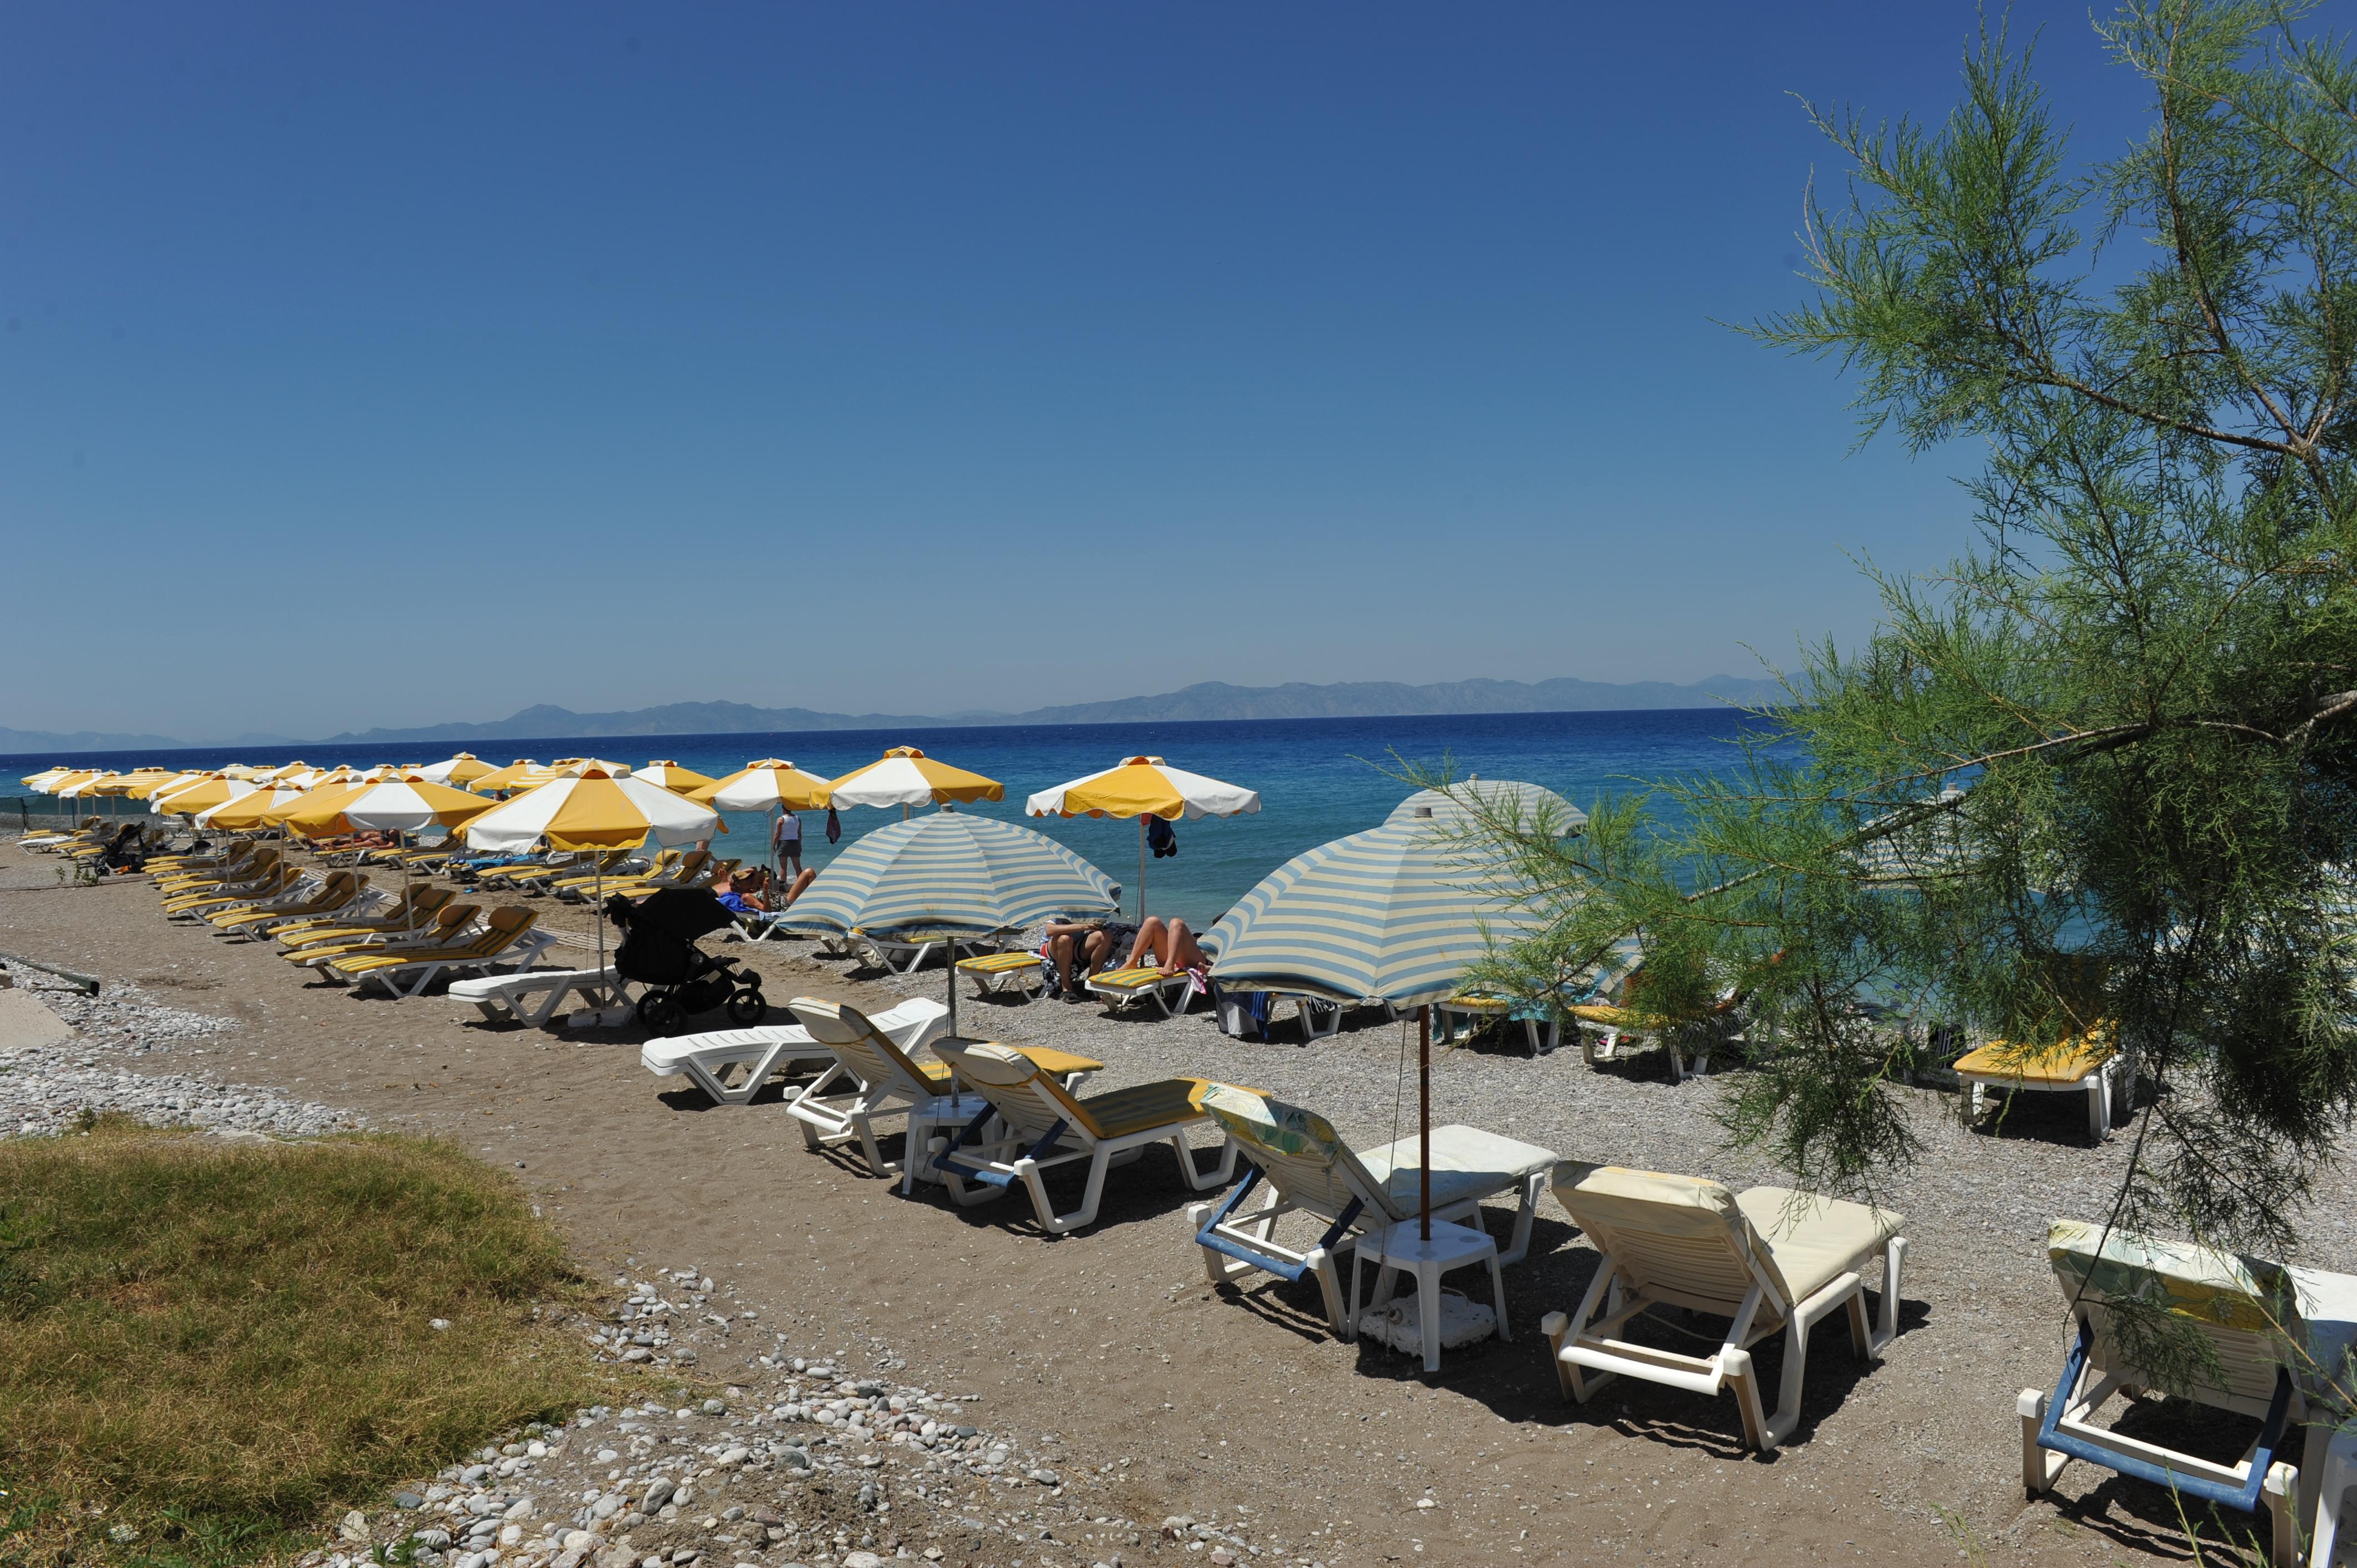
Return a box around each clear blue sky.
[1,3,2153,741]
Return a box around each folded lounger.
[277,892,463,955]
[328,907,545,998]
[784,998,1099,1183]
[956,950,1048,1004]
[163,865,300,918]
[640,996,951,1107]
[1541,1163,1906,1451]
[209,870,366,936]
[451,966,630,1029]
[1953,1028,2124,1139]
[1083,966,1197,1018]
[287,903,481,968]
[857,927,1001,975]
[2020,1220,2312,1565]
[927,1040,1238,1235]
[1188,1083,1560,1339]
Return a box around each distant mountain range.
[0,674,1792,756]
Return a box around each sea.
[1,709,1775,928]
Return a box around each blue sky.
[1,3,2154,741]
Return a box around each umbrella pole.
[1419,1004,1432,1241]
[1138,816,1147,923]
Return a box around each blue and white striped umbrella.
[1386,777,1585,836]
[1207,820,1546,1007]
[789,811,1119,935]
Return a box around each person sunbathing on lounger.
[1123,915,1208,974]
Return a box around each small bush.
[0,1123,609,1568]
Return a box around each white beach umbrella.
[827,747,1003,816]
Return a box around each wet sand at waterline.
[6,836,2351,1566]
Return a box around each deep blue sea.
[2,710,1772,927]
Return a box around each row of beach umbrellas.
[19,751,1589,1012]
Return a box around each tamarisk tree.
[1457,0,2357,1257]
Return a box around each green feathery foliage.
[1447,0,2357,1260]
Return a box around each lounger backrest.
[471,907,537,953]
[1550,1162,1788,1313]
[2046,1219,2302,1410]
[944,1043,1104,1141]
[1197,1083,1406,1223]
[785,998,933,1098]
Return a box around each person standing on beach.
[772,809,804,880]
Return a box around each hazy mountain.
[5,674,1794,757]
[0,726,189,756]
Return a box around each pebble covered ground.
[9,829,2357,1566]
[1,977,363,1137]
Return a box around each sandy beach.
[6,834,2348,1567]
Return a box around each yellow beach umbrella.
[200,785,308,831]
[636,759,718,795]
[827,747,1003,819]
[692,759,834,810]
[129,770,204,801]
[463,765,722,974]
[1026,755,1260,921]
[469,759,543,793]
[282,778,496,839]
[263,777,363,827]
[691,759,835,889]
[414,751,497,788]
[20,767,70,790]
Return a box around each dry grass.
[0,1117,614,1568]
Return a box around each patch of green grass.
[0,1118,614,1568]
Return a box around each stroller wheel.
[725,986,768,1027]
[635,991,687,1037]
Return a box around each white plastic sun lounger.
[1541,1162,1906,1451]
[1187,1083,1557,1339]
[450,966,630,1028]
[642,995,950,1108]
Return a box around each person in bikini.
[1123,915,1209,973]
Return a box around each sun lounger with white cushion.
[1188,1083,1558,1339]
[641,996,950,1107]
[1541,1162,1906,1451]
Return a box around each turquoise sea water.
[1,709,1771,927]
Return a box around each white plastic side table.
[1350,1218,1510,1373]
[904,1092,993,1195]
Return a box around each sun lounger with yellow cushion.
[956,950,1048,1004]
[925,1040,1239,1235]
[781,997,1100,1184]
[327,907,544,998]
[1083,965,1197,1017]
[286,903,480,968]
[1952,1027,2122,1138]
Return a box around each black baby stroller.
[606,887,767,1036]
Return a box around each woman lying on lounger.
[1122,915,1208,974]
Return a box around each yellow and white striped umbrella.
[461,764,718,853]
[200,785,310,830]
[693,759,834,811]
[413,752,497,787]
[827,747,1002,811]
[129,770,207,801]
[636,759,719,795]
[152,775,258,819]
[1027,755,1258,921]
[1207,819,1546,1007]
[19,767,72,791]
[790,812,1116,935]
[283,778,497,838]
[55,770,122,800]
[467,759,543,793]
